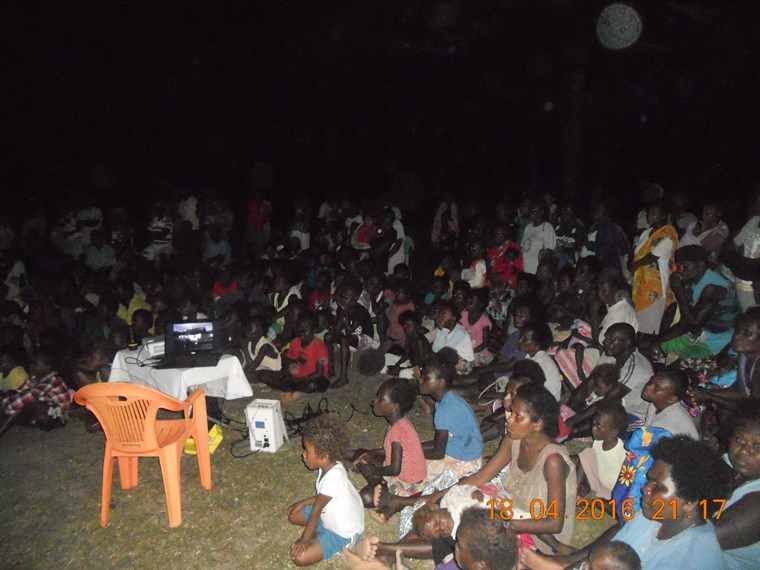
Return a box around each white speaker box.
[244,399,288,453]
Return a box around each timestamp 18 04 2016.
[486,498,727,522]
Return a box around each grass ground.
[0,369,610,569]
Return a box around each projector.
[142,335,165,358]
[244,399,288,453]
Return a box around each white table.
[108,349,253,401]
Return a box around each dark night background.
[2,1,759,226]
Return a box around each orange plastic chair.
[74,383,213,528]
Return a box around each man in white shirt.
[641,368,699,439]
[598,323,654,421]
[520,203,557,274]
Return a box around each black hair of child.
[592,363,619,387]
[422,353,456,386]
[457,507,518,569]
[596,401,629,436]
[592,541,641,570]
[522,320,554,350]
[382,377,417,417]
[511,359,546,385]
[301,415,349,464]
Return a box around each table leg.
[206,396,223,429]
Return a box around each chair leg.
[159,448,183,528]
[101,453,114,527]
[118,457,138,490]
[193,432,213,491]
[191,396,213,491]
[129,456,139,488]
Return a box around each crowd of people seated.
[1,182,759,569]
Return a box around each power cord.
[284,397,334,437]
[345,401,372,424]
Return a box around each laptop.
[155,320,222,369]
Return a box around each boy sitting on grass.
[287,415,365,566]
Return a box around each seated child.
[566,363,627,437]
[419,355,483,480]
[287,416,364,566]
[486,274,513,331]
[383,311,432,379]
[273,300,306,350]
[576,402,628,498]
[477,296,541,389]
[459,289,494,368]
[423,276,451,308]
[327,281,375,388]
[431,301,474,376]
[385,280,416,351]
[351,378,427,506]
[211,268,241,303]
[239,317,282,384]
[461,240,488,290]
[487,223,522,290]
[263,314,329,400]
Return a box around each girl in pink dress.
[459,290,494,368]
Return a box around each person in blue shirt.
[418,354,483,481]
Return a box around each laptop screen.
[170,321,216,355]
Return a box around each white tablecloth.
[108,349,253,401]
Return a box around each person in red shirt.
[276,315,330,401]
[211,268,240,302]
[487,223,523,290]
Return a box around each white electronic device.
[244,399,288,453]
[142,335,165,358]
